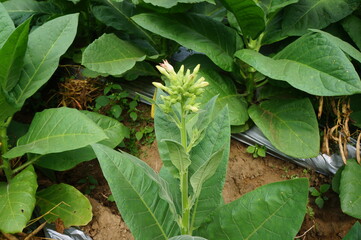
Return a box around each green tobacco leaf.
[142,0,215,8]
[196,178,309,239]
[0,91,19,123]
[82,34,146,76]
[92,143,179,239]
[189,106,230,229]
[37,183,92,227]
[342,15,361,50]
[132,13,242,71]
[35,111,128,171]
[91,0,155,44]
[340,159,361,219]
[0,3,15,48]
[169,236,207,240]
[10,13,78,107]
[235,33,361,96]
[4,107,107,159]
[0,18,30,92]
[190,148,224,200]
[220,0,265,39]
[0,166,37,233]
[248,98,319,158]
[181,55,248,126]
[122,61,159,81]
[281,0,360,36]
[3,0,61,25]
[343,221,361,240]
[164,140,191,175]
[259,0,298,15]
[310,29,361,63]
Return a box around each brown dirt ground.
[56,104,358,240]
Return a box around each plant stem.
[0,117,13,181]
[180,105,191,235]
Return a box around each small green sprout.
[309,183,330,208]
[246,144,266,158]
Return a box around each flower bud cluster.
[153,60,209,113]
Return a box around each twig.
[2,233,18,240]
[295,224,315,239]
[24,222,47,240]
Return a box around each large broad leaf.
[0,166,37,233]
[281,0,360,36]
[196,178,309,240]
[82,33,146,76]
[36,183,92,227]
[0,18,30,92]
[92,143,180,239]
[343,221,361,240]
[248,98,319,158]
[259,0,298,15]
[91,0,155,44]
[0,91,19,123]
[0,3,15,48]
[9,13,78,107]
[3,107,108,159]
[235,33,361,96]
[220,0,265,39]
[339,159,361,219]
[189,107,230,229]
[310,29,361,64]
[35,111,128,171]
[132,13,242,71]
[3,0,61,25]
[181,55,248,126]
[342,15,361,51]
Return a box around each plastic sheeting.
[44,225,92,240]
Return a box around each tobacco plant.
[92,61,309,239]
[0,4,128,234]
[78,0,361,160]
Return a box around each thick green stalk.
[0,118,13,181]
[180,105,191,235]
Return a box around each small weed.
[246,144,266,158]
[309,184,330,208]
[107,194,115,202]
[306,206,315,219]
[77,176,99,195]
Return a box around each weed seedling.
[77,175,99,195]
[309,184,330,208]
[246,144,266,158]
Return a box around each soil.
[55,104,358,240]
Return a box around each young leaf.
[0,2,15,48]
[281,0,360,36]
[10,13,79,107]
[343,221,361,240]
[4,107,108,158]
[35,111,128,171]
[36,184,92,227]
[235,33,361,96]
[320,184,330,193]
[82,33,146,76]
[339,159,361,219]
[315,196,325,208]
[258,0,298,15]
[132,13,242,71]
[92,143,179,239]
[220,0,265,39]
[189,106,230,229]
[342,15,361,50]
[248,98,320,158]
[0,166,37,233]
[190,148,224,200]
[196,178,309,240]
[0,18,30,92]
[0,91,19,123]
[164,140,191,175]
